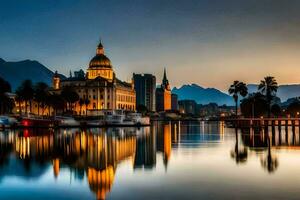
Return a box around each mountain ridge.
[0,58,65,91]
[172,84,234,106]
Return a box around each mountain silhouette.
[0,58,65,91]
[172,84,233,106]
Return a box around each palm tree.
[34,82,49,116]
[79,98,85,116]
[48,93,64,117]
[15,87,23,115]
[17,80,34,114]
[61,86,79,113]
[258,76,278,118]
[228,81,248,118]
[0,77,11,114]
[84,98,90,117]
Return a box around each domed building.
[53,41,136,115]
[87,42,114,80]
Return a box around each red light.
[23,120,29,126]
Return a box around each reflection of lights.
[53,159,60,178]
[16,137,30,159]
[24,129,29,137]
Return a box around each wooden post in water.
[292,120,296,145]
[298,119,300,136]
[264,119,269,135]
[271,120,275,136]
[285,119,289,144]
[278,120,282,145]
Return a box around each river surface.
[0,121,300,200]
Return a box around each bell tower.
[53,71,60,90]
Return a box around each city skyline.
[1,0,300,91]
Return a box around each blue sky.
[1,0,300,91]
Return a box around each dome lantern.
[96,41,104,55]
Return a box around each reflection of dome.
[89,42,112,69]
[87,166,115,200]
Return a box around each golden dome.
[89,41,112,69]
[89,54,112,69]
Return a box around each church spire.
[163,68,167,82]
[162,67,170,90]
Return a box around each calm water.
[1,121,300,200]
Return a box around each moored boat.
[21,117,53,128]
[126,113,150,126]
[0,116,18,128]
[54,116,80,127]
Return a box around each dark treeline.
[0,77,14,114]
[229,76,300,118]
[0,77,89,116]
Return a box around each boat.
[104,110,126,125]
[21,117,53,128]
[54,116,80,127]
[0,116,16,128]
[87,117,105,126]
[126,113,150,126]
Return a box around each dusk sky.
[1,0,300,92]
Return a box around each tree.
[17,80,34,114]
[0,77,12,114]
[271,104,281,117]
[79,98,85,115]
[84,98,90,117]
[287,101,300,117]
[61,86,79,113]
[34,82,49,116]
[47,93,65,116]
[240,93,268,118]
[258,76,278,118]
[15,87,23,115]
[228,81,248,118]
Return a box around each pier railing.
[225,118,300,127]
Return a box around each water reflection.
[1,122,300,199]
[0,121,224,199]
[239,125,300,174]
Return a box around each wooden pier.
[226,118,300,128]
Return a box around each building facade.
[156,69,172,112]
[53,41,136,115]
[178,100,197,115]
[133,73,156,112]
[171,93,178,111]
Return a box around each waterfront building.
[53,41,136,115]
[156,68,172,112]
[133,73,156,112]
[171,93,178,111]
[178,100,197,115]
